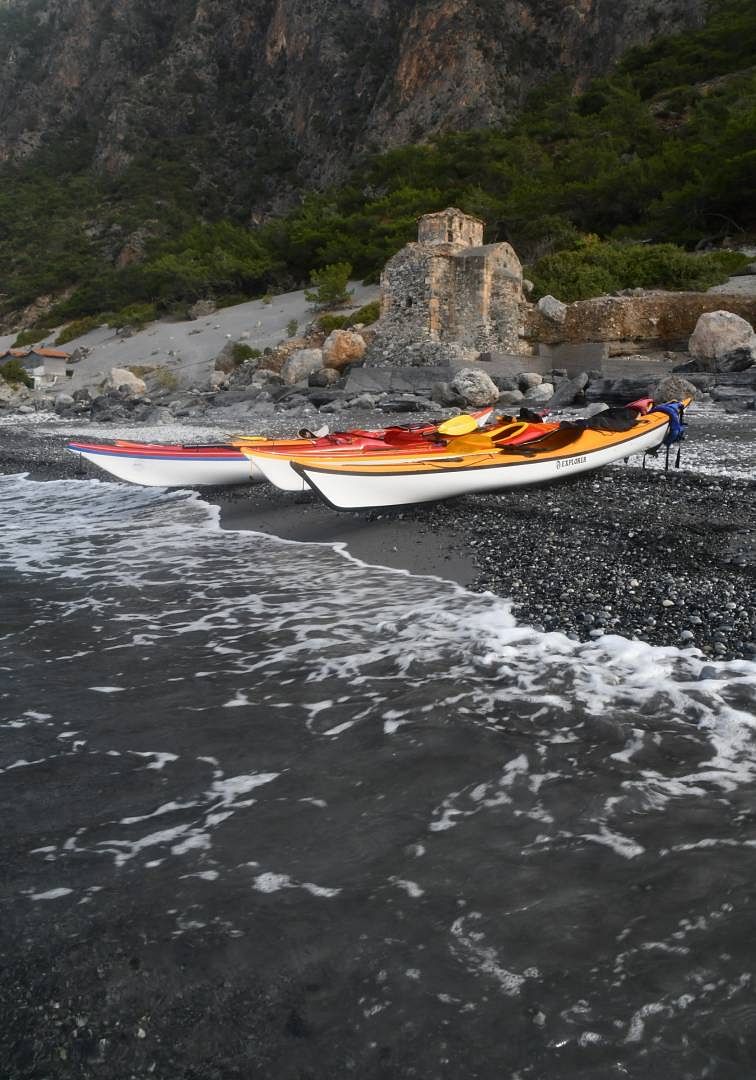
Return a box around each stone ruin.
[364,207,756,378]
[367,207,524,366]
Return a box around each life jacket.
[650,401,687,447]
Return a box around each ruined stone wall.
[378,246,457,349]
[443,244,523,352]
[525,292,756,348]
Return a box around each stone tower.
[417,208,484,247]
[371,207,524,365]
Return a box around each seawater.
[2,473,756,1078]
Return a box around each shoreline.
[214,469,755,662]
[3,419,752,661]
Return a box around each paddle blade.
[437,413,479,436]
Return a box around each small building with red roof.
[0,346,73,388]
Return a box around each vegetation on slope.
[0,0,752,332]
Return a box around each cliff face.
[0,0,704,204]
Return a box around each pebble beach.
[2,404,753,662]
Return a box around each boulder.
[280,348,325,385]
[309,368,341,387]
[585,402,609,418]
[491,374,518,392]
[688,311,756,367]
[585,376,653,404]
[716,345,756,373]
[497,389,525,407]
[548,376,586,407]
[322,329,366,371]
[524,382,554,404]
[450,368,500,407]
[107,367,146,396]
[431,381,465,407]
[536,295,567,324]
[655,375,697,402]
[53,392,75,414]
[518,372,543,391]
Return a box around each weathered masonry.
[376,208,524,358]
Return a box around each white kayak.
[66,440,261,487]
[289,409,680,509]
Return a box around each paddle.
[436,413,481,436]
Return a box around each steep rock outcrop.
[0,0,705,204]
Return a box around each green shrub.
[529,240,749,302]
[0,358,33,388]
[286,318,299,337]
[231,343,262,365]
[350,299,380,325]
[13,328,44,348]
[305,262,353,308]
[55,314,105,344]
[216,293,249,309]
[112,302,157,329]
[152,366,179,391]
[318,313,349,333]
[318,300,380,334]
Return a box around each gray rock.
[497,389,525,407]
[107,367,146,396]
[308,368,341,387]
[536,294,567,324]
[716,345,755,373]
[450,368,500,407]
[518,372,543,391]
[656,375,697,402]
[54,392,75,414]
[548,376,586,407]
[307,389,344,408]
[585,402,609,417]
[585,377,652,404]
[672,358,700,374]
[431,381,465,407]
[280,348,324,385]
[710,385,756,402]
[688,310,756,366]
[491,374,518,392]
[524,382,554,404]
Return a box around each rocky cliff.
[0,0,704,206]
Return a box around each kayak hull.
[66,444,261,487]
[65,407,496,488]
[246,420,559,492]
[292,417,671,510]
